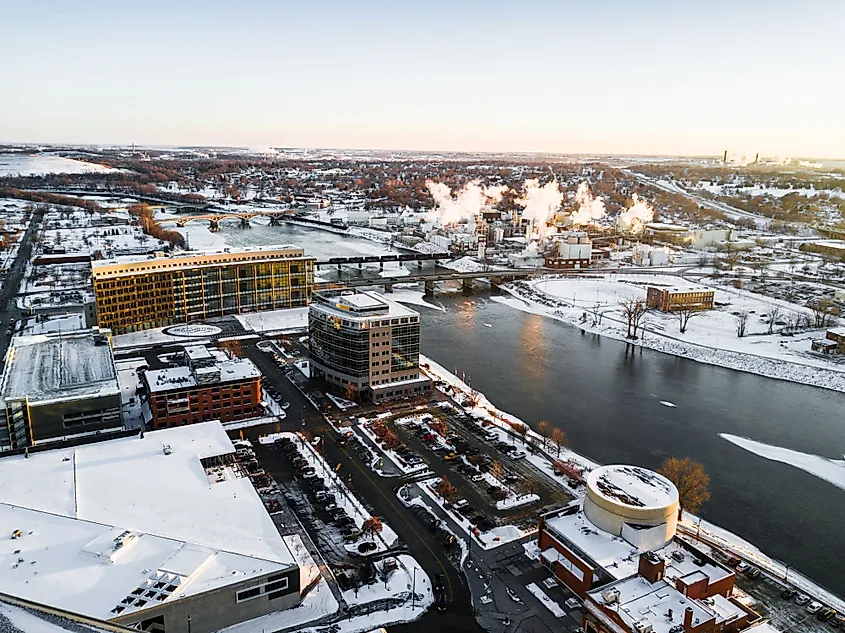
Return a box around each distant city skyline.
[2,0,843,159]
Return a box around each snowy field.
[0,153,116,176]
[40,225,162,256]
[501,274,845,393]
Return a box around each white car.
[735,562,750,573]
[807,601,823,614]
[510,451,526,460]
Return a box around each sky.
[1,0,843,158]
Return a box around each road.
[0,208,42,370]
[242,343,485,633]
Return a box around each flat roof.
[0,422,295,620]
[544,509,730,585]
[145,358,260,393]
[311,291,418,321]
[184,345,213,361]
[588,465,678,510]
[589,576,716,633]
[0,331,119,404]
[92,244,306,269]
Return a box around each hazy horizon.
[2,0,843,159]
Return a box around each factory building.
[0,422,303,633]
[545,231,592,269]
[142,345,262,429]
[0,328,124,451]
[646,286,715,312]
[308,291,431,403]
[91,246,315,334]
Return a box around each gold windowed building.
[92,245,315,334]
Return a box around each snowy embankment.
[497,277,845,394]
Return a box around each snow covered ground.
[0,154,116,176]
[526,582,566,618]
[499,275,845,393]
[236,307,309,334]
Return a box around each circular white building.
[583,465,679,550]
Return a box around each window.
[236,575,289,603]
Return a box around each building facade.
[0,328,124,451]
[545,231,592,269]
[309,291,431,402]
[646,286,715,312]
[142,346,262,429]
[92,246,315,334]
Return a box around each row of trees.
[129,203,186,249]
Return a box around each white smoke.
[426,180,508,225]
[724,152,758,166]
[516,179,562,238]
[798,160,823,169]
[616,194,655,233]
[570,181,607,226]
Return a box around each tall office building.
[308,291,431,402]
[91,245,315,334]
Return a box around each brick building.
[646,286,715,312]
[142,346,262,429]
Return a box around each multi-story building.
[142,345,262,429]
[535,465,761,633]
[0,328,124,451]
[309,290,431,402]
[646,286,715,312]
[0,422,304,633]
[91,245,315,334]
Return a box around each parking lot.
[360,404,572,533]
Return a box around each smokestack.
[723,150,727,163]
[754,153,759,164]
[684,606,694,631]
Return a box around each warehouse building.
[91,245,315,334]
[0,328,123,451]
[0,422,302,633]
[309,290,431,402]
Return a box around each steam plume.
[616,194,654,233]
[570,181,606,226]
[516,179,562,237]
[426,180,508,225]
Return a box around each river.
[212,222,845,596]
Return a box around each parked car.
[745,567,761,579]
[781,588,797,600]
[796,593,811,605]
[444,452,459,461]
[818,608,837,622]
[807,602,824,615]
[509,451,526,460]
[358,541,377,554]
[470,473,485,482]
[735,562,750,574]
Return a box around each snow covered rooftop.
[92,244,307,269]
[588,465,678,510]
[0,422,295,620]
[145,358,260,393]
[0,330,120,404]
[312,290,418,320]
[588,576,716,633]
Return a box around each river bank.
[496,277,845,394]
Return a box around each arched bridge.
[169,210,293,231]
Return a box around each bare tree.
[675,307,700,334]
[809,298,838,328]
[490,460,504,483]
[735,310,749,338]
[619,296,647,339]
[537,421,551,450]
[766,305,782,334]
